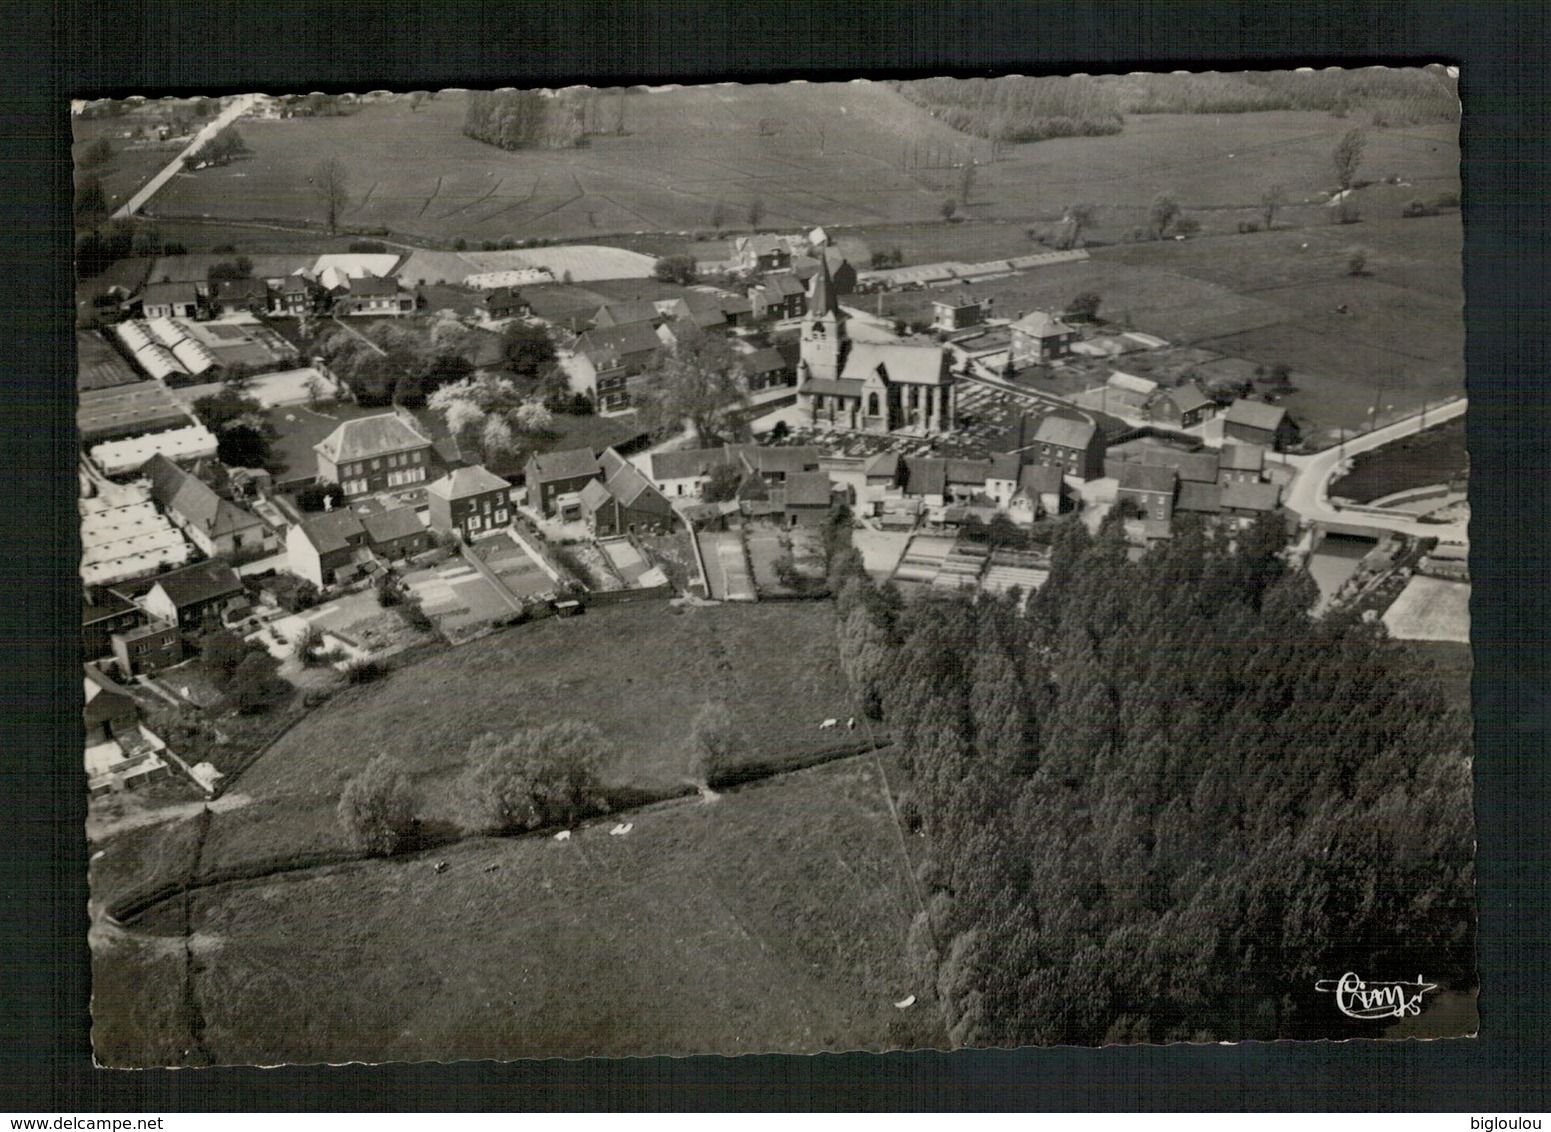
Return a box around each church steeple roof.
[808,253,840,318]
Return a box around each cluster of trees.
[184,126,247,169]
[636,325,750,446]
[337,754,417,856]
[202,629,292,713]
[828,512,1475,1046]
[190,388,274,469]
[463,90,585,151]
[459,722,611,833]
[896,75,1125,146]
[79,137,115,168]
[654,255,698,286]
[426,371,554,467]
[1102,68,1458,126]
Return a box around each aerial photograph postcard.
[75,67,1473,1064]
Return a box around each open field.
[1329,417,1468,501]
[92,753,943,1066]
[175,600,857,874]
[1382,576,1471,643]
[140,83,1456,249]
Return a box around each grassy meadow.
[93,753,944,1065]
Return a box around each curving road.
[113,94,260,220]
[1281,397,1468,541]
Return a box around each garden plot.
[471,531,560,600]
[1381,576,1470,643]
[401,559,514,635]
[891,535,958,585]
[698,530,755,602]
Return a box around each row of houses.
[1115,442,1282,538]
[139,271,416,322]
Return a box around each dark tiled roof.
[1160,383,1215,413]
[650,446,740,482]
[298,510,368,555]
[575,322,663,362]
[1033,413,1097,450]
[148,560,243,608]
[1141,447,1220,484]
[863,451,901,480]
[1177,481,1223,513]
[1118,463,1177,494]
[1219,443,1266,472]
[529,447,602,483]
[142,453,264,539]
[1018,463,1064,496]
[840,342,948,386]
[1225,399,1287,432]
[1220,480,1281,512]
[903,457,948,497]
[741,347,791,375]
[750,446,822,475]
[361,506,425,544]
[945,459,992,486]
[783,470,833,507]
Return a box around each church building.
[795,260,956,436]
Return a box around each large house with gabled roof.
[581,448,675,537]
[1026,412,1105,480]
[426,464,514,540]
[568,321,667,413]
[1223,398,1296,451]
[314,411,437,496]
[525,447,604,518]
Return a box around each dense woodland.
[829,511,1475,1045]
[896,67,1459,146]
[463,90,586,151]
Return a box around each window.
[372,459,382,471]
[467,514,483,532]
[868,392,880,417]
[344,479,367,495]
[493,509,507,525]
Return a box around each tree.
[702,462,743,503]
[1260,183,1287,229]
[479,414,517,463]
[1333,127,1367,192]
[225,650,291,713]
[207,256,253,281]
[654,254,698,286]
[1335,197,1362,225]
[501,322,558,382]
[81,137,115,168]
[1267,362,1294,391]
[201,630,250,684]
[1174,216,1201,237]
[1149,192,1180,239]
[690,701,741,785]
[1066,291,1102,322]
[747,197,766,230]
[191,388,263,432]
[217,423,270,469]
[1347,248,1368,276]
[337,755,417,856]
[1061,202,1096,248]
[461,721,611,833]
[74,174,108,224]
[958,161,977,204]
[514,399,553,434]
[940,199,959,222]
[641,324,748,446]
[710,201,727,232]
[311,158,350,234]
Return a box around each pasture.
[139,83,1458,252]
[159,599,858,876]
[1382,576,1471,644]
[92,752,942,1066]
[1329,417,1468,502]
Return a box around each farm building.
[110,620,183,678]
[1149,383,1219,429]
[83,665,171,797]
[479,287,529,319]
[779,470,838,527]
[739,346,797,396]
[649,445,748,500]
[79,482,193,587]
[360,507,432,561]
[140,560,247,629]
[748,273,808,321]
[210,278,272,317]
[592,300,662,329]
[1224,399,1296,451]
[526,447,604,518]
[286,510,371,589]
[733,234,792,275]
[1103,371,1159,413]
[140,453,277,560]
[139,281,200,320]
[580,448,675,537]
[335,276,417,317]
[1217,444,1267,484]
[426,464,514,540]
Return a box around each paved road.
[114,93,259,219]
[1281,397,1468,540]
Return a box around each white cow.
[820,718,838,730]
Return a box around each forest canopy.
[831,511,1474,1046]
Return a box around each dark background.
[4,0,1546,1111]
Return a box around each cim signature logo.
[1315,972,1438,1020]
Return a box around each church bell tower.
[799,256,847,382]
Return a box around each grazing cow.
[847,717,856,731]
[820,718,837,730]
